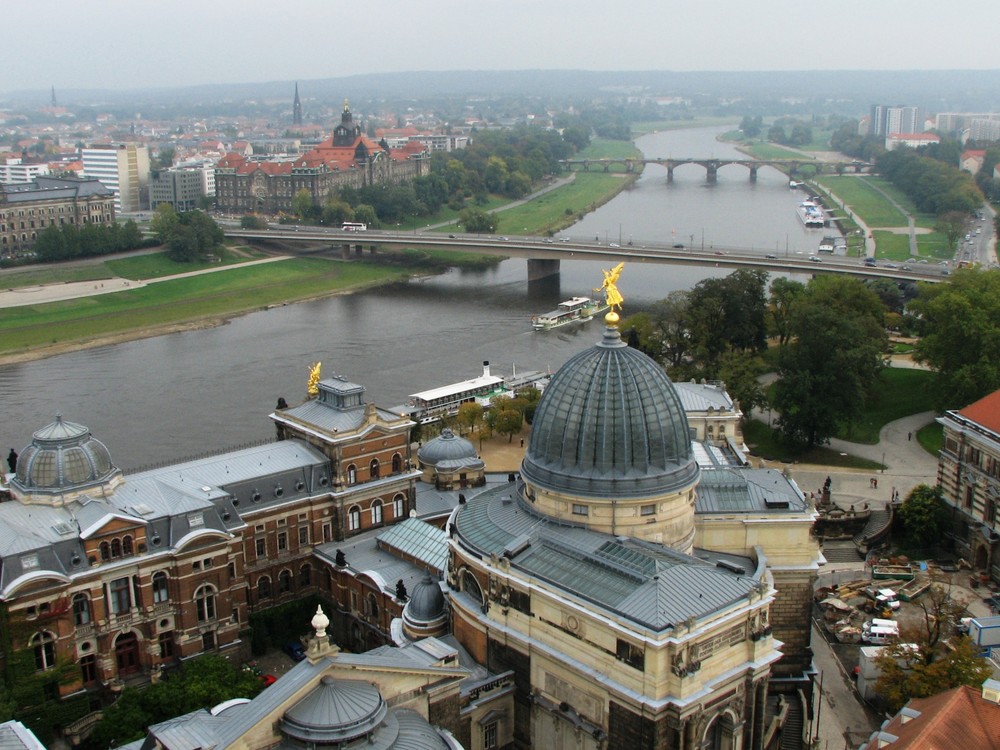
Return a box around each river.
[0,125,820,470]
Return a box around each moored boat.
[531,297,609,331]
[798,199,826,228]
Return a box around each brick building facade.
[214,101,429,215]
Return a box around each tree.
[874,578,989,712]
[898,484,948,550]
[292,188,314,220]
[150,203,178,244]
[458,207,496,233]
[935,210,969,253]
[739,115,762,139]
[493,408,523,443]
[767,125,786,144]
[241,214,269,229]
[772,276,887,447]
[456,402,483,436]
[909,268,1000,410]
[768,277,805,347]
[717,350,767,419]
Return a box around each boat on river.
[531,297,608,331]
[392,362,549,424]
[798,200,826,228]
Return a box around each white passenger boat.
[531,297,609,331]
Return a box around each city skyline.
[3,0,999,94]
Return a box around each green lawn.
[836,367,935,444]
[494,172,635,236]
[872,231,912,261]
[105,249,259,280]
[578,138,642,160]
[742,142,816,161]
[0,264,117,289]
[917,421,943,457]
[816,176,908,227]
[0,258,416,356]
[748,366,937,463]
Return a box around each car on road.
[448,234,456,238]
[543,238,554,243]
[498,236,509,241]
[609,242,620,248]
[765,254,778,259]
[901,265,912,271]
[282,642,306,662]
[882,262,898,269]
[809,255,821,262]
[558,236,570,242]
[672,243,684,249]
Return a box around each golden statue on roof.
[595,262,625,314]
[307,362,322,397]
[343,98,350,112]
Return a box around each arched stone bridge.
[559,157,872,183]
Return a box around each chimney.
[483,361,491,377]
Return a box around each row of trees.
[32,219,145,262]
[876,147,983,216]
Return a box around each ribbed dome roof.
[281,676,387,744]
[404,573,446,623]
[418,429,478,465]
[13,416,120,496]
[521,325,697,499]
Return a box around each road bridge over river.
[559,157,872,183]
[226,227,943,285]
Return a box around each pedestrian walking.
[907,432,912,441]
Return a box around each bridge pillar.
[341,243,351,259]
[369,244,377,255]
[354,244,364,257]
[706,164,718,184]
[749,166,758,183]
[667,166,674,183]
[527,258,560,282]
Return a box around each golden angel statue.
[595,262,625,312]
[307,362,322,397]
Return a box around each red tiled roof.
[958,390,1000,434]
[860,685,1000,750]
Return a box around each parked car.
[283,641,306,662]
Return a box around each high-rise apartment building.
[81,143,150,213]
[869,105,922,136]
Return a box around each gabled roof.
[860,684,1000,750]
[958,390,1000,435]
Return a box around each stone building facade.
[938,389,1000,580]
[214,101,429,215]
[0,176,115,258]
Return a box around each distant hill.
[4,69,1000,112]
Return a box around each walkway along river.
[0,125,822,469]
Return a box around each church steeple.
[50,86,57,108]
[292,82,302,125]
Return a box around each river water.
[0,126,820,469]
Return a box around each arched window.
[371,500,383,525]
[370,459,380,479]
[30,631,56,671]
[279,569,292,594]
[195,585,216,622]
[462,570,484,605]
[347,464,357,485]
[393,494,405,518]
[152,572,169,603]
[79,654,98,684]
[122,535,134,556]
[348,506,361,532]
[367,593,379,620]
[299,564,312,588]
[111,538,122,558]
[258,576,272,600]
[99,542,110,561]
[72,593,91,626]
[392,454,402,473]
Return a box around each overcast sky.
[4,0,998,93]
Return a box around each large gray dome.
[13,416,120,497]
[521,325,696,499]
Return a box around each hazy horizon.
[5,0,999,94]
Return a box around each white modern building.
[0,158,50,185]
[81,143,150,213]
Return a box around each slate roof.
[697,468,807,514]
[453,485,760,631]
